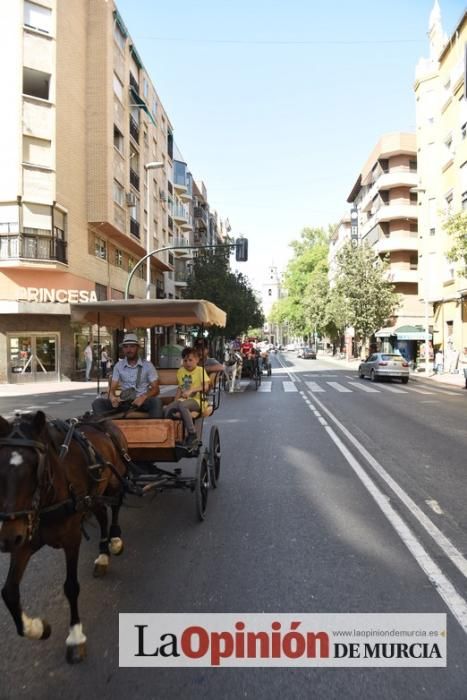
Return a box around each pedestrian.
[434,349,444,375]
[100,346,109,379]
[461,347,467,389]
[84,341,93,381]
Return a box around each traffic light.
[235,237,248,262]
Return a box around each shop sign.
[18,287,98,303]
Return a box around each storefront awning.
[375,327,396,338]
[395,325,432,341]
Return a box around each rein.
[0,418,48,536]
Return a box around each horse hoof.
[66,642,87,664]
[41,620,52,640]
[109,538,124,556]
[93,563,108,578]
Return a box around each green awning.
[130,45,144,69]
[395,325,432,341]
[113,10,128,38]
[129,87,156,127]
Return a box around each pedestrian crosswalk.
[236,378,462,398]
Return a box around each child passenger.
[163,346,210,448]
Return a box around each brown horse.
[0,410,130,663]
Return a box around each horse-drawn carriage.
[0,298,226,663]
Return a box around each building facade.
[0,0,227,383]
[415,2,467,364]
[347,133,426,363]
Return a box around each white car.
[285,343,296,352]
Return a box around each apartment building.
[415,1,467,360]
[347,133,425,363]
[0,0,229,384]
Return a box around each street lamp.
[144,161,164,359]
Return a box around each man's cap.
[121,333,140,346]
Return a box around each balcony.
[174,270,188,285]
[0,232,67,265]
[360,203,418,238]
[173,160,187,193]
[374,235,419,255]
[360,170,417,212]
[129,116,139,142]
[386,268,418,285]
[130,217,140,238]
[194,206,208,224]
[129,167,140,190]
[171,200,189,224]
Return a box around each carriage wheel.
[195,451,209,521]
[208,425,221,488]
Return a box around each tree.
[445,210,467,275]
[183,251,264,337]
[280,226,330,334]
[332,242,400,354]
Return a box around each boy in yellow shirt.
[163,346,210,448]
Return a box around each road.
[0,354,467,699]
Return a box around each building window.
[115,249,123,267]
[152,98,157,117]
[113,179,124,206]
[95,283,107,301]
[23,67,50,100]
[24,1,52,34]
[409,255,418,270]
[143,78,149,98]
[409,159,417,172]
[113,73,123,101]
[268,289,272,296]
[429,228,436,236]
[113,126,124,152]
[95,237,107,260]
[445,191,453,214]
[128,257,135,271]
[410,191,418,203]
[114,22,126,51]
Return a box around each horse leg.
[1,545,51,640]
[64,533,87,663]
[108,495,124,556]
[92,505,110,578]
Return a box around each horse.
[0,410,131,663]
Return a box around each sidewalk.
[0,380,101,399]
[319,353,466,389]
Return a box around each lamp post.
[144,161,164,359]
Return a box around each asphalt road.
[0,355,467,699]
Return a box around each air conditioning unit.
[126,192,137,207]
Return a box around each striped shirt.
[112,358,158,397]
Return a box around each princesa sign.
[18,287,98,303]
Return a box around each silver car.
[358,353,409,383]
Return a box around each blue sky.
[116,0,466,290]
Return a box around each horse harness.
[0,415,131,541]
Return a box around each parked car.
[297,346,316,359]
[358,353,409,383]
[285,343,297,352]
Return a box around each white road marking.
[58,398,77,402]
[426,499,444,515]
[318,417,328,426]
[258,382,272,392]
[377,384,408,394]
[283,381,298,392]
[46,401,67,405]
[322,422,467,635]
[309,393,467,584]
[348,382,380,393]
[406,387,434,395]
[429,388,461,396]
[326,382,352,393]
[306,381,325,393]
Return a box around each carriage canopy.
[69,299,226,329]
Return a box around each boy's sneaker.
[185,433,198,449]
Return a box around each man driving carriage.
[92,333,163,418]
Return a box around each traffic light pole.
[124,242,240,300]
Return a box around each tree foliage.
[445,210,467,275]
[183,251,264,337]
[332,242,400,346]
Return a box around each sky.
[116,0,466,292]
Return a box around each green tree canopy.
[332,242,400,348]
[183,251,264,337]
[445,210,467,276]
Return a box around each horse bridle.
[0,417,48,539]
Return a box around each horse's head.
[0,411,48,552]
